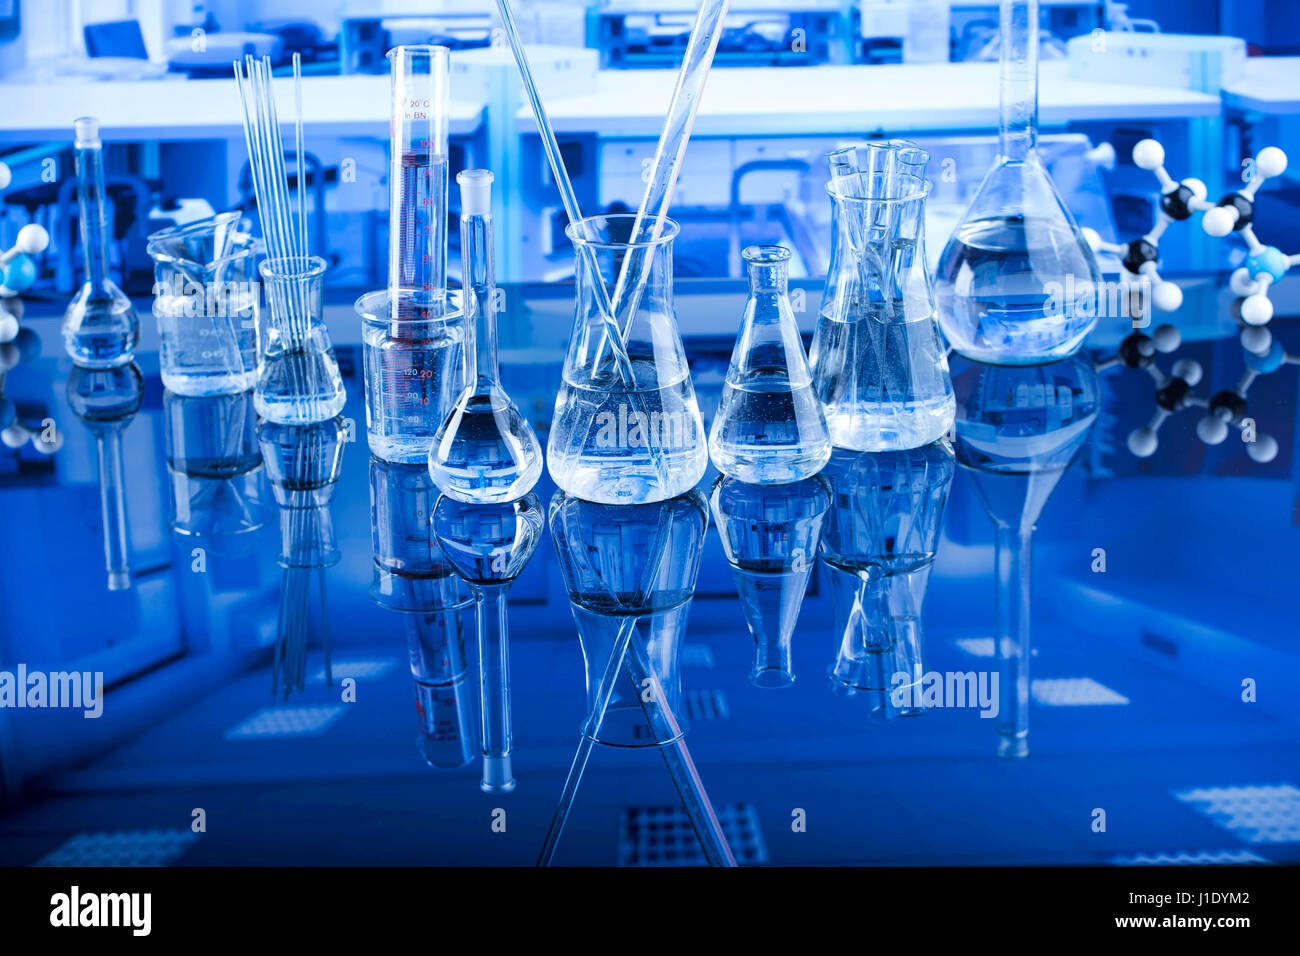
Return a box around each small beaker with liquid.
[256,256,347,425]
[547,215,707,504]
[356,289,466,463]
[149,213,259,396]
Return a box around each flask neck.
[75,142,112,295]
[746,257,788,299]
[461,211,498,389]
[998,0,1039,163]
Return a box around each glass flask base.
[368,433,435,465]
[750,667,795,689]
[162,369,257,397]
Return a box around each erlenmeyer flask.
[547,215,707,504]
[709,245,830,484]
[811,161,953,451]
[953,356,1099,757]
[709,475,831,687]
[933,0,1100,365]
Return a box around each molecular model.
[1088,140,1296,465]
[0,160,59,456]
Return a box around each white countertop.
[0,75,486,143]
[516,61,1221,136]
[1222,56,1300,115]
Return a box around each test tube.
[387,45,450,313]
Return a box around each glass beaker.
[811,170,954,451]
[547,215,707,504]
[63,117,139,368]
[356,288,466,463]
[256,255,347,425]
[709,245,831,485]
[163,389,268,537]
[148,212,260,396]
[933,0,1100,364]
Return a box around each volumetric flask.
[933,0,1100,364]
[547,215,707,504]
[811,169,954,451]
[149,213,259,396]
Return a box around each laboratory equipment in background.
[547,215,708,503]
[709,244,830,484]
[259,417,347,699]
[710,475,831,688]
[819,441,954,709]
[66,363,144,591]
[369,459,476,771]
[235,55,347,426]
[952,356,1099,758]
[163,389,268,538]
[148,213,260,397]
[813,142,953,451]
[433,493,545,793]
[361,45,465,464]
[429,171,542,502]
[544,488,735,867]
[934,0,1100,365]
[63,118,140,369]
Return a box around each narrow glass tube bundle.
[62,116,139,368]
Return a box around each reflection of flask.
[953,357,1099,757]
[933,0,1100,364]
[547,216,707,504]
[812,148,953,451]
[709,246,830,485]
[63,118,139,368]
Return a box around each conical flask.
[547,215,707,504]
[709,245,830,484]
[953,356,1099,757]
[933,0,1100,365]
[811,150,953,451]
[710,475,831,688]
[429,170,542,502]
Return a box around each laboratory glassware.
[933,0,1100,365]
[709,475,831,688]
[369,458,475,770]
[148,212,260,396]
[433,493,544,793]
[256,255,347,425]
[163,389,267,538]
[66,363,143,591]
[953,356,1099,757]
[812,163,954,451]
[819,442,954,704]
[544,488,735,867]
[259,416,347,698]
[709,245,831,485]
[548,215,707,504]
[429,170,542,502]
[62,118,139,368]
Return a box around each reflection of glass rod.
[998,0,1038,163]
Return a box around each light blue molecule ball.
[1244,338,1286,374]
[1247,245,1289,284]
[2,253,36,292]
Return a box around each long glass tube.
[74,118,111,297]
[388,46,450,312]
[96,430,131,590]
[994,524,1031,757]
[999,0,1038,163]
[476,584,514,791]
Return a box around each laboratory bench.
[0,271,1297,866]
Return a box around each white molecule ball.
[1241,294,1273,326]
[1197,414,1230,445]
[1153,280,1183,312]
[0,313,16,344]
[1080,227,1103,251]
[1172,358,1202,386]
[1127,427,1158,457]
[1241,325,1272,355]
[1254,146,1287,179]
[1133,139,1165,170]
[1152,324,1181,353]
[16,223,49,255]
[0,423,26,448]
[1203,206,1237,237]
[1182,177,1208,201]
[0,162,10,191]
[1246,433,1279,464]
[1230,267,1258,297]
